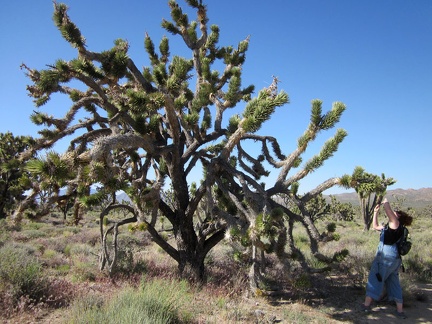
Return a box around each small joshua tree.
[0,132,36,219]
[350,166,396,230]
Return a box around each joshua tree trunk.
[177,248,206,282]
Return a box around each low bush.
[0,243,45,299]
[0,243,73,318]
[71,260,98,282]
[65,278,193,323]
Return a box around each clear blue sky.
[1,0,431,194]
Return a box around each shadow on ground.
[267,274,432,324]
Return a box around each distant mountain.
[116,191,131,203]
[96,188,432,209]
[327,188,432,209]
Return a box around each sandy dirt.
[335,283,432,324]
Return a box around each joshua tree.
[350,166,396,230]
[18,0,351,284]
[328,195,355,222]
[24,151,83,223]
[0,132,35,218]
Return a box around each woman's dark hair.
[396,210,413,226]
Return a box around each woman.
[362,197,413,319]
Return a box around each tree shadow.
[266,274,432,323]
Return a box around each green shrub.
[68,243,96,256]
[45,237,68,253]
[64,244,72,257]
[111,246,147,275]
[71,260,98,282]
[62,227,81,237]
[293,228,310,251]
[64,293,106,323]
[56,264,71,275]
[14,229,47,241]
[332,248,349,262]
[293,273,311,289]
[65,278,193,323]
[0,243,45,298]
[0,219,11,246]
[43,248,57,259]
[22,222,45,231]
[326,222,337,233]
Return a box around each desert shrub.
[111,246,147,276]
[41,278,75,308]
[65,279,193,323]
[293,273,312,289]
[68,243,97,256]
[119,279,192,323]
[0,243,44,298]
[13,222,52,241]
[205,250,248,295]
[0,244,42,294]
[326,222,337,233]
[118,232,144,247]
[0,219,12,246]
[65,227,100,246]
[403,252,432,282]
[283,304,328,324]
[42,236,69,254]
[110,245,134,275]
[307,256,329,272]
[55,264,71,276]
[41,248,70,273]
[293,226,310,251]
[398,219,432,282]
[62,226,82,236]
[66,243,99,282]
[21,221,46,231]
[63,293,106,323]
[12,229,47,241]
[43,248,57,259]
[332,248,349,262]
[72,260,98,282]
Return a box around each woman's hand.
[372,203,384,231]
[374,204,381,213]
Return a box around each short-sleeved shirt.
[383,223,403,245]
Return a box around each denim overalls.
[365,228,403,303]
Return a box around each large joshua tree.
[18,0,350,283]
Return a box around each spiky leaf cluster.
[304,128,347,172]
[242,90,289,133]
[350,166,396,198]
[25,151,74,186]
[52,3,85,48]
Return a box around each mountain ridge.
[327,187,432,208]
[116,188,432,209]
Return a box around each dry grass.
[0,214,431,323]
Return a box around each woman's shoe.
[395,311,407,319]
